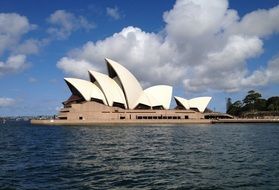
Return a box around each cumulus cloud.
[0,10,94,77]
[0,13,36,55]
[183,35,264,92]
[0,13,41,76]
[0,54,28,76]
[266,56,279,82]
[106,6,122,20]
[228,5,279,37]
[57,57,97,78]
[163,0,229,40]
[15,39,41,55]
[47,10,95,39]
[241,55,279,87]
[57,27,184,86]
[57,0,279,93]
[0,97,16,107]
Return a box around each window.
[152,106,164,110]
[120,116,125,119]
[135,104,151,110]
[113,102,125,109]
[91,98,104,105]
[79,116,83,120]
[185,116,189,119]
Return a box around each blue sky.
[0,0,279,116]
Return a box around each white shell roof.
[189,97,212,112]
[174,96,190,109]
[136,92,159,108]
[105,58,143,109]
[174,96,211,112]
[64,78,107,104]
[63,58,212,111]
[143,85,173,109]
[88,70,127,108]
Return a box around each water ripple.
[1,122,279,189]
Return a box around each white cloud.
[228,5,279,37]
[0,54,28,76]
[0,13,36,55]
[57,57,97,78]
[15,39,40,55]
[0,13,41,76]
[163,0,229,39]
[231,55,279,90]
[266,56,279,82]
[0,10,94,77]
[207,35,263,69]
[47,10,95,39]
[106,6,122,20]
[0,97,16,107]
[182,35,264,92]
[57,26,184,86]
[241,55,279,87]
[57,0,279,94]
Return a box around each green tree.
[243,90,262,111]
[254,98,267,111]
[243,90,262,104]
[267,104,275,111]
[267,96,279,111]
[226,90,278,117]
[227,100,242,116]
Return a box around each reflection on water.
[1,122,279,189]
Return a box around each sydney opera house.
[32,58,217,125]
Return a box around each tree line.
[226,90,279,117]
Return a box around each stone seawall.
[31,118,279,126]
[31,119,213,126]
[213,118,279,123]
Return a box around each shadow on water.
[1,122,279,189]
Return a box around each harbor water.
[1,121,279,189]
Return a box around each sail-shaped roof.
[174,96,190,109]
[89,70,127,108]
[105,58,143,109]
[63,58,212,112]
[64,78,107,104]
[189,97,212,112]
[142,85,173,109]
[174,96,211,112]
[136,92,159,108]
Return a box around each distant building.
[54,58,213,124]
